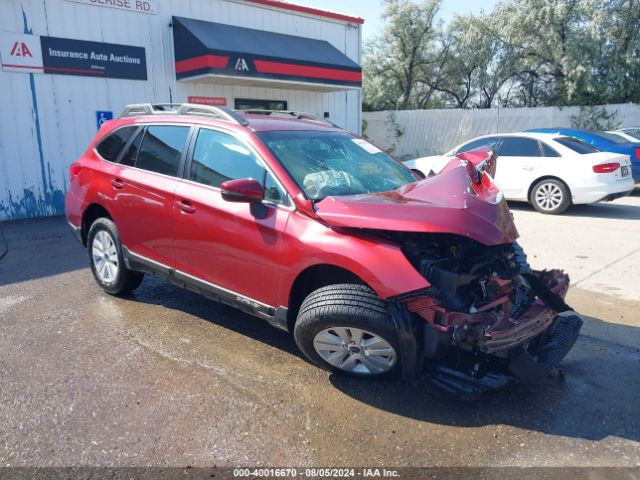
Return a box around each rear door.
[494,136,544,199]
[108,124,192,265]
[172,127,291,307]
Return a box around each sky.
[290,0,499,43]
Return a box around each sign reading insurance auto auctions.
[0,32,147,80]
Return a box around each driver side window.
[190,129,287,205]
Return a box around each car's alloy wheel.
[91,230,119,283]
[87,217,144,295]
[534,183,563,211]
[294,283,401,378]
[312,327,397,375]
[530,179,570,214]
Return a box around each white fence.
[363,103,640,159]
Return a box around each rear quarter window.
[95,126,137,161]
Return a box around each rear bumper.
[571,178,635,204]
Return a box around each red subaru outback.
[65,103,583,398]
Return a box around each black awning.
[172,16,361,89]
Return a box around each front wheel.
[293,284,400,378]
[530,179,571,214]
[87,217,144,295]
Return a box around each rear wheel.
[293,284,400,378]
[87,217,144,295]
[530,179,571,214]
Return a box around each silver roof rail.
[119,103,249,126]
[237,109,338,127]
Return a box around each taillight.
[70,163,81,180]
[635,147,640,160]
[592,162,620,173]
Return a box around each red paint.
[188,96,227,106]
[220,178,265,202]
[175,54,228,74]
[65,113,514,308]
[254,59,361,83]
[314,166,518,246]
[242,0,364,24]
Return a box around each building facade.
[0,0,363,220]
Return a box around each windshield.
[257,130,417,200]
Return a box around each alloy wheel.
[92,230,119,283]
[312,327,397,375]
[534,182,564,211]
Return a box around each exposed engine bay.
[367,230,583,398]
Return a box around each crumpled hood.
[314,165,519,246]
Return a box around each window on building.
[136,125,190,176]
[95,126,137,162]
[234,98,288,111]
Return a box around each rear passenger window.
[136,125,190,176]
[96,126,136,161]
[120,129,144,167]
[541,142,561,157]
[498,137,541,156]
[190,129,265,187]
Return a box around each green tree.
[363,0,443,110]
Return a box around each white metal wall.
[0,0,362,220]
[364,103,640,160]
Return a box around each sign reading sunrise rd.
[66,0,157,15]
[0,32,147,80]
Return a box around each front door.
[494,136,544,198]
[172,127,291,307]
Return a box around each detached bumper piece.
[508,311,583,382]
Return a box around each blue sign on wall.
[96,111,113,130]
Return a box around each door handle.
[176,199,196,214]
[111,178,125,189]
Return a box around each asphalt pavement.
[0,192,639,469]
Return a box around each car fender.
[277,214,429,307]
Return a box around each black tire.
[86,217,144,295]
[293,283,401,379]
[530,178,571,214]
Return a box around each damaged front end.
[381,232,583,399]
[314,158,583,398]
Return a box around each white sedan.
[404,132,635,214]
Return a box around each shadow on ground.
[508,198,640,220]
[128,275,640,445]
[0,216,86,286]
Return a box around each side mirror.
[220,178,264,203]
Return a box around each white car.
[607,130,640,143]
[404,132,635,214]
